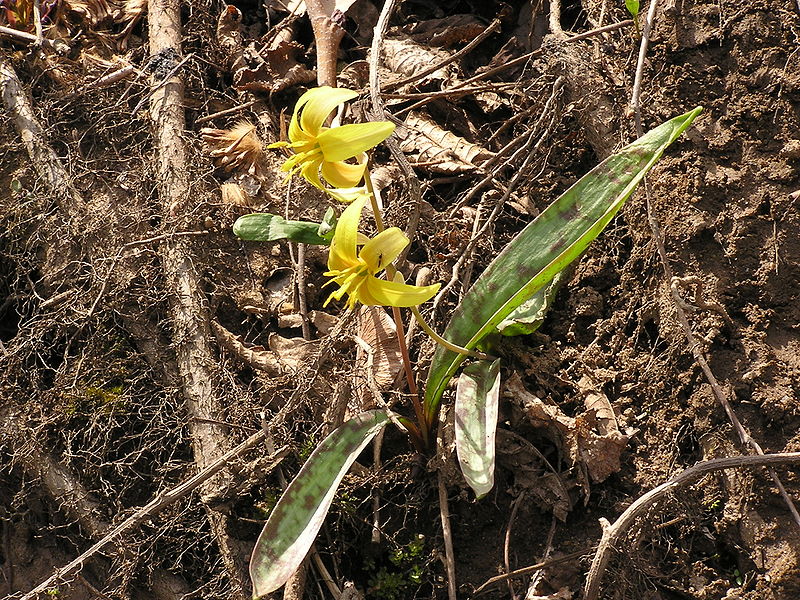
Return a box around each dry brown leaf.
[201,120,264,175]
[351,306,402,416]
[506,373,628,485]
[310,310,339,336]
[397,112,495,174]
[395,14,487,48]
[216,4,244,73]
[63,0,117,26]
[382,38,456,87]
[578,375,620,437]
[211,320,282,375]
[234,37,315,94]
[496,428,571,520]
[268,334,320,372]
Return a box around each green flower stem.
[364,168,428,449]
[410,306,491,360]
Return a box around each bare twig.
[394,20,633,118]
[503,492,526,599]
[147,1,250,595]
[0,24,69,54]
[194,100,257,125]
[472,549,588,595]
[583,453,800,600]
[368,0,423,252]
[437,471,457,600]
[548,0,567,39]
[17,441,289,600]
[382,16,503,92]
[629,0,660,134]
[629,0,800,531]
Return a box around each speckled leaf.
[497,270,565,337]
[250,410,390,597]
[424,107,702,423]
[455,359,501,499]
[234,213,334,245]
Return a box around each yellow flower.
[324,196,441,308]
[270,87,395,201]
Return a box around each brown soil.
[1,1,799,599]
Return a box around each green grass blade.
[455,359,501,499]
[234,213,333,245]
[424,107,702,422]
[249,410,390,597]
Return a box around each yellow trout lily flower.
[324,196,441,308]
[270,87,395,201]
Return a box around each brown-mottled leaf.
[250,411,391,597]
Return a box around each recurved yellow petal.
[298,87,359,137]
[321,156,368,189]
[362,277,441,307]
[328,195,367,270]
[360,228,408,273]
[317,122,396,162]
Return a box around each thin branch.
[368,0,423,253]
[472,549,588,595]
[629,0,800,532]
[18,443,289,600]
[437,471,457,600]
[583,452,800,600]
[0,24,69,54]
[382,16,503,92]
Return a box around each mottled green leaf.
[497,270,565,337]
[455,359,501,499]
[234,213,333,245]
[424,107,702,423]
[250,410,391,597]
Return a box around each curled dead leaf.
[382,38,456,87]
[268,333,320,372]
[395,14,487,48]
[397,112,495,173]
[351,306,402,417]
[234,35,316,94]
[506,374,628,485]
[201,120,264,175]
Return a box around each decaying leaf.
[211,320,282,375]
[397,112,495,173]
[382,38,456,87]
[506,373,628,484]
[220,182,250,207]
[201,120,264,175]
[395,14,487,47]
[216,4,244,73]
[351,306,402,416]
[268,333,320,372]
[234,33,315,94]
[496,428,572,520]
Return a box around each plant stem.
[364,169,428,448]
[410,306,491,359]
